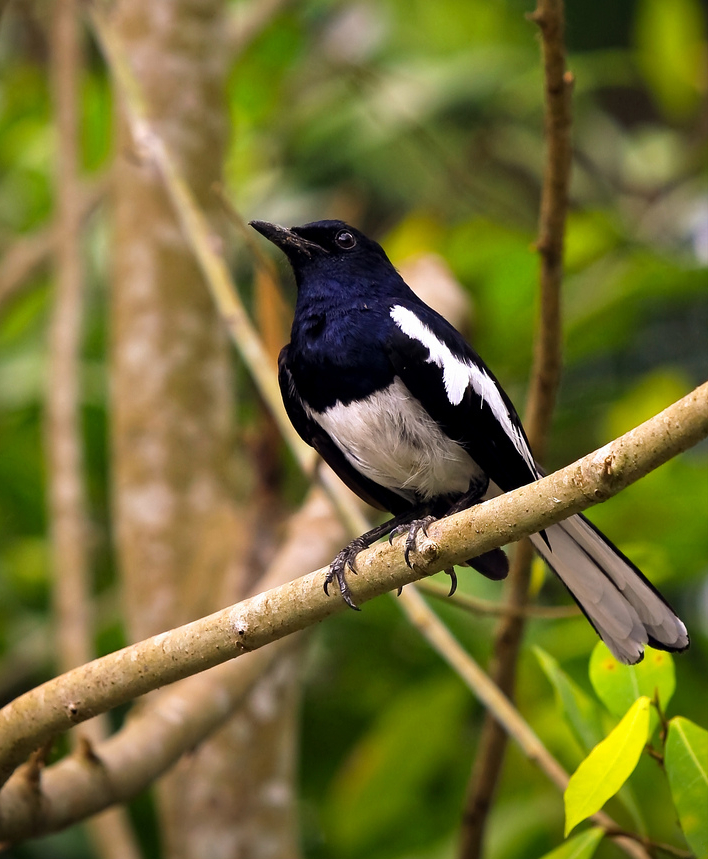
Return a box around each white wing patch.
[390,304,537,473]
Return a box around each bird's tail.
[530,514,689,664]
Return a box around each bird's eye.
[335,230,356,249]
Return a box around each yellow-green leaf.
[538,827,605,859]
[564,696,651,836]
[665,717,708,859]
[635,0,706,119]
[589,642,675,717]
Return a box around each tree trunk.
[110,2,302,856]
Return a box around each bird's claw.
[324,539,366,611]
[444,567,458,597]
[393,515,437,568]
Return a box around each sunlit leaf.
[589,642,675,718]
[564,697,651,836]
[635,0,706,119]
[538,827,605,859]
[665,717,708,858]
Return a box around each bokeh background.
[0,0,706,857]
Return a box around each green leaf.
[635,0,706,119]
[564,696,651,836]
[589,642,675,718]
[534,647,604,752]
[538,827,605,859]
[665,717,708,858]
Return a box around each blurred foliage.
[0,0,706,857]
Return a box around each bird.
[250,218,689,665]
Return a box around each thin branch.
[0,645,284,845]
[48,5,141,858]
[0,381,705,800]
[0,179,105,312]
[602,828,694,859]
[399,587,651,859]
[48,0,92,718]
[524,0,572,450]
[416,579,579,619]
[460,1,573,854]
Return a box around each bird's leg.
[444,475,490,515]
[392,481,490,571]
[393,476,506,594]
[442,477,509,582]
[325,509,428,609]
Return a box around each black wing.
[278,345,411,515]
[384,300,540,494]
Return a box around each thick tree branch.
[0,381,705,802]
[460,2,573,855]
[0,487,346,843]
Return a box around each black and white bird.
[250,218,689,665]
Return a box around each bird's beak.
[249,220,325,258]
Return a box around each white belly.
[307,377,483,502]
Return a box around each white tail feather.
[530,515,688,664]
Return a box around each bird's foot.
[324,537,369,610]
[388,515,438,569]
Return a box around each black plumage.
[251,218,689,664]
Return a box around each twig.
[416,579,579,619]
[0,179,105,312]
[602,828,694,859]
[0,381,705,799]
[459,1,573,855]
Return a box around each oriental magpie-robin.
[250,218,689,665]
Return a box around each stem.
[459,1,572,854]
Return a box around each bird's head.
[249,219,392,284]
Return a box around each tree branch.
[0,486,346,843]
[416,580,579,619]
[0,381,705,802]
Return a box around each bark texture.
[110,2,301,856]
[112,0,233,640]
